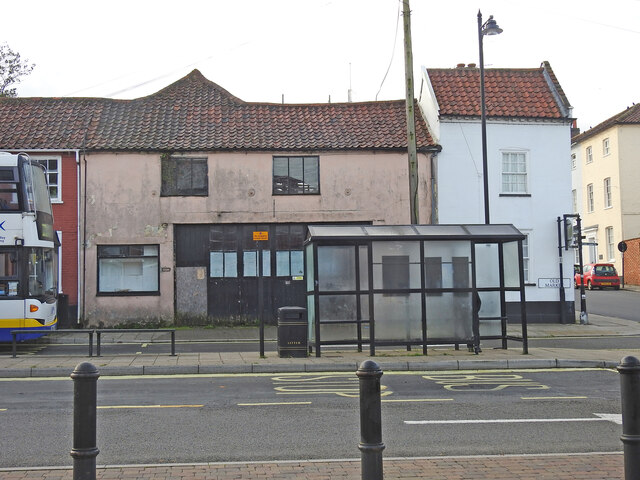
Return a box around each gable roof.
[572,103,640,144]
[0,69,436,152]
[426,62,571,120]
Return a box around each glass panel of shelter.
[308,235,525,356]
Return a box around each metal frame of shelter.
[304,224,528,357]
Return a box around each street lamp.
[478,10,503,224]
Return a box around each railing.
[10,328,176,357]
[95,329,176,357]
[11,329,94,357]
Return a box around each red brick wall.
[51,152,78,308]
[623,237,640,286]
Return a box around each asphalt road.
[575,286,640,321]
[0,369,623,467]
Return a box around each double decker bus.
[0,152,58,341]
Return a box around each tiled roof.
[572,103,640,143]
[0,70,435,152]
[427,63,570,120]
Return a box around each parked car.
[574,263,621,290]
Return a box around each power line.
[376,0,402,101]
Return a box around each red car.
[575,263,621,290]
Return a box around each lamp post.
[478,10,503,224]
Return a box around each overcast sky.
[5,0,639,131]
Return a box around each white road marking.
[405,414,622,425]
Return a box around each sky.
[4,0,640,131]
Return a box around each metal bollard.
[70,362,100,480]
[617,356,640,480]
[357,360,385,480]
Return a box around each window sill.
[272,193,321,196]
[97,291,160,297]
[499,193,531,197]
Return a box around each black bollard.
[617,356,640,480]
[357,360,385,480]
[70,362,100,480]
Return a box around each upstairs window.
[587,183,594,212]
[603,138,610,156]
[161,156,208,196]
[273,156,319,195]
[586,146,593,164]
[604,177,612,208]
[571,153,576,170]
[0,167,20,211]
[32,156,61,202]
[501,152,528,194]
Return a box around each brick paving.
[0,453,624,480]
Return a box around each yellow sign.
[253,231,269,241]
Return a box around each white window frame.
[586,146,593,164]
[501,151,529,194]
[603,138,610,156]
[606,226,615,261]
[571,153,576,170]
[587,183,594,212]
[604,177,612,208]
[572,189,577,213]
[31,155,62,203]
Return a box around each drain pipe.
[81,152,87,326]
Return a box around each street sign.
[537,278,572,288]
[253,231,269,241]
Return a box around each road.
[0,369,622,467]
[575,286,640,322]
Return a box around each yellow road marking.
[0,408,7,411]
[238,401,312,406]
[382,398,454,403]
[97,404,203,409]
[521,396,588,400]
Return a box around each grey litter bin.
[277,306,308,358]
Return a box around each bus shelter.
[304,224,528,357]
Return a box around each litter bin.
[57,294,70,328]
[277,306,308,358]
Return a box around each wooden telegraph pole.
[403,0,419,224]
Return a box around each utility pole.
[403,0,419,224]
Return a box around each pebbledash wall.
[80,150,434,326]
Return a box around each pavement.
[2,313,639,378]
[1,312,638,479]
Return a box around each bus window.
[0,250,19,296]
[27,248,58,298]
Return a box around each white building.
[419,62,575,323]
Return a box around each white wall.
[436,119,574,304]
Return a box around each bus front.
[0,153,58,341]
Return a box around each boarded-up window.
[161,156,208,196]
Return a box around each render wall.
[436,119,574,318]
[81,150,433,325]
[619,124,640,241]
[577,127,624,267]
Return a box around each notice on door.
[253,231,269,241]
